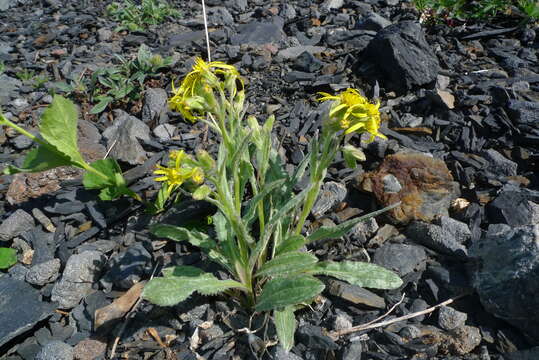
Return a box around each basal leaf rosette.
[318,88,386,142]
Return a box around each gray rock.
[405,221,468,258]
[142,88,168,123]
[327,279,386,309]
[481,149,518,177]
[153,123,176,141]
[0,0,11,11]
[342,341,362,360]
[230,21,285,45]
[382,174,402,193]
[35,341,73,360]
[366,21,440,93]
[296,324,338,351]
[438,306,467,330]
[312,181,347,217]
[102,110,150,165]
[356,13,392,31]
[51,251,105,309]
[25,258,61,286]
[0,277,55,347]
[373,243,427,276]
[97,28,112,42]
[12,134,33,150]
[0,209,34,241]
[487,190,538,226]
[208,7,234,26]
[168,30,205,48]
[506,100,539,126]
[277,45,328,61]
[0,74,21,105]
[350,217,379,243]
[470,225,539,343]
[436,216,471,244]
[322,0,344,10]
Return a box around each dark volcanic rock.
[406,221,468,258]
[102,110,150,165]
[470,224,539,344]
[35,340,73,360]
[0,277,55,347]
[373,243,427,276]
[365,21,440,93]
[101,242,152,289]
[230,20,285,45]
[487,189,538,226]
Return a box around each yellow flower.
[169,57,243,122]
[318,88,386,141]
[154,150,206,195]
[154,165,186,195]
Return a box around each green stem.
[1,116,48,147]
[294,180,322,235]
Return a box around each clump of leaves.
[15,69,35,82]
[414,0,538,22]
[106,0,181,32]
[0,247,17,269]
[0,96,138,201]
[142,58,403,351]
[89,44,172,114]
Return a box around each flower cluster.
[154,150,204,195]
[318,88,385,141]
[168,57,243,122]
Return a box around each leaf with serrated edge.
[256,252,318,278]
[310,261,402,289]
[255,276,325,312]
[40,95,84,163]
[274,306,296,352]
[150,224,216,249]
[306,202,401,243]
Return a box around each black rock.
[365,21,440,93]
[102,110,150,165]
[438,305,467,331]
[373,243,427,277]
[101,242,152,289]
[292,51,323,73]
[405,221,468,258]
[312,181,347,218]
[0,277,55,347]
[296,324,339,351]
[230,20,285,45]
[470,224,539,344]
[486,189,538,226]
[356,13,391,32]
[35,340,73,360]
[481,149,518,177]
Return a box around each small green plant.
[89,44,172,114]
[16,69,35,82]
[0,247,17,269]
[32,74,50,90]
[0,61,5,75]
[518,0,539,19]
[0,97,139,202]
[106,0,181,32]
[142,59,402,351]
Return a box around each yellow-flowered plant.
[143,58,401,354]
[318,88,385,141]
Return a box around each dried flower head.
[318,88,386,141]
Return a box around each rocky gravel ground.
[0,0,538,359]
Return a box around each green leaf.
[162,265,206,277]
[89,96,113,114]
[143,273,246,306]
[243,178,286,225]
[0,247,17,269]
[310,261,402,290]
[275,235,306,256]
[306,202,401,243]
[82,159,121,189]
[192,185,211,200]
[256,252,318,278]
[3,145,72,175]
[274,306,296,352]
[40,95,84,163]
[255,275,325,312]
[150,224,216,250]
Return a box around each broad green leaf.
[192,185,211,200]
[162,265,206,277]
[150,224,216,250]
[40,95,84,163]
[255,276,325,312]
[275,235,306,256]
[274,306,296,352]
[0,247,17,269]
[3,145,72,175]
[143,273,246,306]
[256,252,318,278]
[306,202,401,243]
[82,159,121,189]
[89,96,113,114]
[310,261,402,290]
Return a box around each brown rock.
[73,338,107,360]
[362,153,460,224]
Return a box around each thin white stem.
[201,0,211,62]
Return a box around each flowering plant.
[143,58,402,351]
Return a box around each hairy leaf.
[310,261,402,289]
[275,235,306,256]
[150,224,216,250]
[3,145,72,175]
[40,95,84,163]
[192,185,211,200]
[0,247,17,269]
[256,252,318,278]
[306,202,401,243]
[255,276,325,312]
[89,96,113,114]
[162,265,206,277]
[274,306,296,352]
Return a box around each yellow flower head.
[154,150,206,195]
[169,57,243,122]
[318,88,386,141]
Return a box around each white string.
[201,0,211,62]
